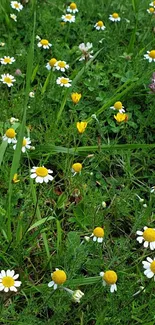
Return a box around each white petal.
[43,176,49,183]
[48,175,54,181]
[4,287,9,292]
[150,242,155,250]
[0,285,4,291]
[110,284,115,293]
[0,270,6,277]
[10,286,17,292]
[136,236,144,243]
[93,236,97,241]
[147,257,153,263]
[14,281,21,287]
[48,281,54,288]
[142,261,151,269]
[144,241,149,248]
[97,237,103,243]
[100,272,104,277]
[13,274,19,280]
[36,176,43,183]
[53,283,57,290]
[102,280,106,287]
[136,231,143,235]
[144,270,154,278]
[30,173,37,179]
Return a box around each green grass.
[0,0,155,324]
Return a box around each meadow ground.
[1,0,155,324]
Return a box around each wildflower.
[63,287,84,303]
[37,39,52,49]
[150,1,155,7]
[0,42,5,47]
[100,270,117,293]
[94,21,106,30]
[79,42,93,61]
[13,137,31,153]
[101,201,107,208]
[12,174,20,183]
[110,101,125,113]
[15,69,22,76]
[10,117,19,124]
[91,227,104,243]
[56,76,72,87]
[71,92,81,104]
[2,128,16,143]
[48,268,67,290]
[147,7,155,14]
[76,121,87,134]
[46,58,57,70]
[30,166,54,183]
[0,73,16,87]
[0,56,15,65]
[11,1,23,11]
[61,14,75,23]
[10,14,17,21]
[54,60,69,72]
[142,257,155,280]
[114,112,128,122]
[0,270,21,292]
[150,186,155,193]
[144,50,155,62]
[67,2,78,13]
[136,226,155,250]
[71,163,82,175]
[29,91,35,98]
[109,13,121,22]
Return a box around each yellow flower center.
[14,3,20,8]
[72,163,82,172]
[2,276,15,288]
[143,228,155,242]
[97,21,103,27]
[93,227,104,238]
[65,14,72,20]
[4,77,12,84]
[4,58,11,63]
[149,50,155,59]
[58,61,66,68]
[22,139,27,146]
[40,39,49,46]
[149,7,154,12]
[114,101,123,110]
[76,121,87,133]
[103,270,117,284]
[70,2,77,9]
[49,58,57,67]
[150,261,155,273]
[112,13,119,18]
[5,128,16,138]
[36,167,48,177]
[71,93,81,104]
[52,270,67,284]
[60,78,68,84]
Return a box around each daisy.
[76,121,87,133]
[2,128,16,143]
[147,7,155,14]
[110,101,125,113]
[94,21,106,30]
[46,58,57,70]
[67,2,78,13]
[100,270,117,293]
[61,14,75,23]
[48,268,67,290]
[54,60,69,72]
[114,112,128,122]
[71,92,81,104]
[136,226,155,250]
[0,56,15,65]
[13,137,31,153]
[10,14,17,21]
[79,42,93,61]
[63,288,84,303]
[144,50,155,62]
[71,163,82,175]
[37,39,52,49]
[0,73,16,87]
[150,1,155,7]
[56,76,72,87]
[30,166,54,183]
[109,13,121,22]
[142,257,155,280]
[11,1,23,11]
[0,270,21,292]
[10,117,19,124]
[91,227,104,243]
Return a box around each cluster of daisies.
[147,1,155,14]
[10,1,23,22]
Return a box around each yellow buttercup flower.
[71,92,81,104]
[114,112,128,122]
[12,174,20,183]
[76,121,87,133]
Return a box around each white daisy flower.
[56,76,72,87]
[142,257,155,280]
[11,1,23,11]
[37,39,52,49]
[136,226,155,250]
[67,2,78,13]
[10,14,17,21]
[109,13,121,22]
[54,60,69,72]
[144,50,155,62]
[0,270,21,292]
[48,268,67,290]
[46,58,57,70]
[110,101,125,113]
[150,1,155,7]
[94,21,106,30]
[61,14,75,23]
[79,42,93,61]
[91,227,104,243]
[2,128,17,144]
[0,73,16,87]
[30,166,54,183]
[0,56,15,65]
[147,7,155,14]
[13,137,31,153]
[100,270,117,293]
[10,117,19,124]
